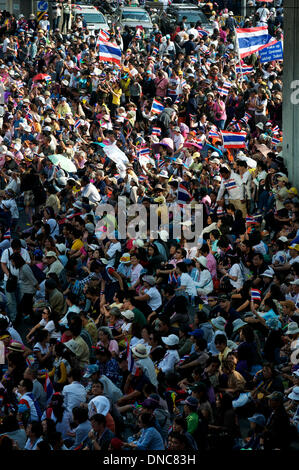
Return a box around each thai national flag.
[152,127,161,136]
[197,29,209,38]
[236,27,277,59]
[272,125,280,135]
[138,147,150,157]
[151,99,164,115]
[152,47,159,55]
[218,87,229,96]
[98,29,110,43]
[139,174,148,182]
[209,130,220,139]
[236,64,254,75]
[168,272,178,285]
[44,75,52,82]
[233,122,242,131]
[74,119,83,129]
[190,56,197,63]
[158,160,166,169]
[221,131,247,148]
[98,41,122,67]
[272,136,281,146]
[251,288,262,301]
[3,228,11,239]
[177,183,193,206]
[44,372,54,404]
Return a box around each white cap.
[162,334,179,346]
[121,310,135,321]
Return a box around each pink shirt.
[206,253,217,279]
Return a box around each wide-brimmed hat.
[285,322,299,335]
[64,339,80,356]
[162,334,179,346]
[232,318,247,333]
[120,253,131,264]
[7,342,23,352]
[288,386,299,401]
[45,251,57,259]
[211,317,226,331]
[132,343,149,358]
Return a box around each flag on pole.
[251,288,262,301]
[97,29,110,43]
[151,99,164,115]
[236,64,254,75]
[98,41,122,67]
[235,26,276,58]
[221,131,247,148]
[151,127,161,136]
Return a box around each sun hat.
[285,322,299,335]
[256,122,264,130]
[45,251,57,258]
[277,175,288,183]
[288,187,299,196]
[121,310,135,321]
[132,343,149,359]
[64,339,80,356]
[162,334,179,346]
[120,253,131,264]
[7,342,24,352]
[248,413,266,427]
[261,268,274,278]
[142,275,155,286]
[181,396,199,408]
[266,317,281,331]
[195,255,207,268]
[211,317,226,331]
[159,170,169,178]
[292,370,299,377]
[88,395,110,417]
[232,318,247,333]
[288,386,299,401]
[291,349,299,365]
[83,364,100,378]
[55,243,67,254]
[278,236,289,243]
[289,244,299,252]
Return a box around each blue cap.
[248,413,266,427]
[188,329,203,338]
[83,364,100,378]
[182,396,199,408]
[184,258,193,265]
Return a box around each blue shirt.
[136,427,165,450]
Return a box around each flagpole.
[234,25,245,85]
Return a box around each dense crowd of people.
[0,0,297,453]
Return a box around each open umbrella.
[48,154,77,173]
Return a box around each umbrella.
[32,73,50,81]
[48,154,77,173]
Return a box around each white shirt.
[62,381,87,413]
[158,349,180,374]
[135,356,158,387]
[39,318,61,340]
[216,171,244,201]
[81,183,101,203]
[130,263,144,285]
[179,272,197,296]
[145,286,162,310]
[1,246,30,281]
[228,263,244,290]
[106,241,121,267]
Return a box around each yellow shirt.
[112,88,122,106]
[71,239,84,251]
